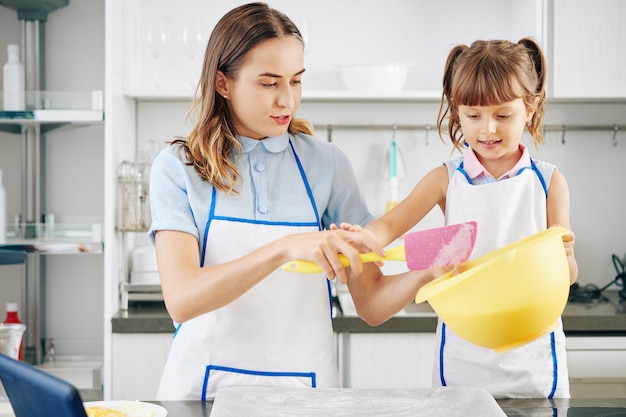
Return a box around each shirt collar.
[239,132,291,154]
[463,143,531,180]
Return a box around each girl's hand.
[330,223,385,268]
[330,222,362,232]
[561,230,575,257]
[330,223,377,246]
[549,224,575,257]
[434,260,470,278]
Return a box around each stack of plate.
[130,246,159,285]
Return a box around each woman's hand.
[282,228,385,284]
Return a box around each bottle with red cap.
[3,301,24,360]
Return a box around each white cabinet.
[566,336,626,398]
[118,0,544,100]
[110,333,172,400]
[338,333,626,396]
[550,0,626,98]
[337,333,435,389]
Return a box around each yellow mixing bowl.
[415,226,571,353]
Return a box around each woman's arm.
[155,228,385,323]
[546,169,578,284]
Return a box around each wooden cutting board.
[211,386,506,417]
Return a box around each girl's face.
[219,36,304,140]
[458,98,533,166]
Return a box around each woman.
[149,2,435,400]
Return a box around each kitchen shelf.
[0,110,103,122]
[0,222,103,254]
[0,112,104,134]
[123,89,443,102]
[123,88,626,103]
[120,283,163,310]
[0,90,104,133]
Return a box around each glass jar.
[117,160,150,231]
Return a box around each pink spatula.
[282,221,477,273]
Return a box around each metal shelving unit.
[0,110,104,366]
[0,0,103,368]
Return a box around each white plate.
[83,401,167,417]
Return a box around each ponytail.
[437,44,468,151]
[518,37,546,144]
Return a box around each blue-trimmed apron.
[156,140,339,400]
[436,159,570,398]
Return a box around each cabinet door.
[111,333,172,400]
[551,0,626,97]
[339,333,436,389]
[566,336,626,399]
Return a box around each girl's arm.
[347,264,438,326]
[366,165,449,245]
[156,228,384,323]
[345,165,449,325]
[546,169,578,284]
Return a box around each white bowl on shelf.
[340,63,411,92]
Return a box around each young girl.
[149,2,434,400]
[350,38,578,398]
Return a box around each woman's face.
[221,36,304,140]
[458,98,532,165]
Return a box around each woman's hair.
[172,2,312,193]
[436,38,547,152]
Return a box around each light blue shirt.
[149,132,373,248]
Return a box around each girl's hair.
[436,38,547,152]
[172,2,312,193]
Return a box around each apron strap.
[289,138,322,231]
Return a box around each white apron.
[435,159,570,399]
[157,140,339,400]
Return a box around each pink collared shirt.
[462,143,531,183]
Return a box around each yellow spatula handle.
[282,246,404,273]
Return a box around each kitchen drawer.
[111,333,172,400]
[567,350,626,379]
[566,336,626,379]
[566,336,626,399]
[337,332,436,389]
[569,378,626,399]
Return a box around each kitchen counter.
[112,290,626,335]
[151,397,626,416]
